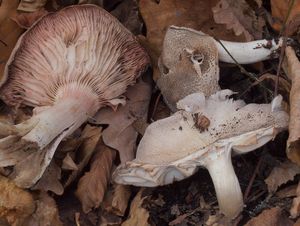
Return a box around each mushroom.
[157,26,282,111]
[113,90,289,218]
[0,5,149,187]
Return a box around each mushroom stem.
[215,38,281,64]
[205,147,243,218]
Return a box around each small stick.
[150,92,162,121]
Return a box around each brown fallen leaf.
[0,175,35,226]
[139,0,244,81]
[11,9,48,29]
[212,0,264,41]
[271,0,300,31]
[111,0,142,35]
[23,192,63,226]
[99,210,123,226]
[62,153,78,171]
[94,78,151,163]
[64,125,102,188]
[17,0,48,12]
[121,189,150,226]
[290,182,300,218]
[76,144,116,213]
[276,184,298,198]
[0,0,24,85]
[245,207,293,226]
[102,183,131,217]
[284,47,300,165]
[32,161,64,195]
[265,160,300,193]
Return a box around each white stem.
[205,148,243,218]
[215,39,282,64]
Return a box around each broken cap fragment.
[113,90,289,218]
[0,5,149,188]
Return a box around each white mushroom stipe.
[113,91,289,219]
[216,39,282,64]
[0,5,149,188]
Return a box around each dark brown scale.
[193,113,210,132]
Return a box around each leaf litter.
[0,0,300,225]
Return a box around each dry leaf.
[265,161,300,193]
[271,0,300,31]
[290,182,300,218]
[62,153,78,171]
[64,125,102,188]
[111,0,142,35]
[121,189,150,226]
[99,210,122,226]
[95,78,151,163]
[17,0,48,12]
[0,0,24,85]
[276,185,298,198]
[23,192,63,226]
[11,9,48,29]
[212,0,264,41]
[0,175,35,226]
[245,207,293,226]
[285,47,300,165]
[32,161,64,195]
[76,144,116,213]
[102,184,131,217]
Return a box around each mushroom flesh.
[0,5,149,187]
[113,90,289,218]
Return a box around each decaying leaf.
[99,210,122,226]
[244,207,293,226]
[64,125,102,188]
[62,153,78,171]
[285,47,300,165]
[76,144,116,213]
[23,192,63,226]
[111,0,142,35]
[0,0,23,84]
[271,0,300,31]
[102,184,131,217]
[290,182,300,218]
[121,189,150,226]
[94,78,151,163]
[0,175,35,226]
[32,161,64,195]
[212,0,264,41]
[17,0,48,12]
[11,9,48,29]
[265,161,300,193]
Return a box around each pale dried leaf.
[212,0,264,41]
[95,78,151,163]
[76,144,116,213]
[62,153,78,171]
[0,175,35,226]
[265,161,300,193]
[0,0,24,85]
[23,192,63,226]
[290,182,300,218]
[64,125,102,187]
[121,189,150,226]
[102,184,131,216]
[17,0,47,12]
[32,161,64,195]
[245,207,293,226]
[11,9,48,29]
[285,47,300,165]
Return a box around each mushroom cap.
[157,26,220,111]
[113,91,289,186]
[0,5,149,108]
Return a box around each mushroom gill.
[0,5,149,188]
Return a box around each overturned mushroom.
[114,90,289,218]
[0,5,149,187]
[158,26,282,111]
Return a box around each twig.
[168,206,202,226]
[150,92,161,121]
[244,156,263,202]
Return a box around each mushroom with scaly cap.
[0,5,149,188]
[113,90,289,218]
